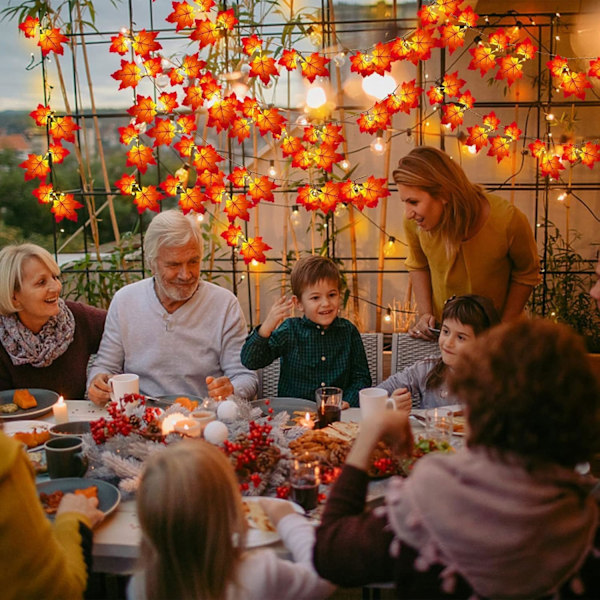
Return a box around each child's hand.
[258,296,294,338]
[391,387,412,415]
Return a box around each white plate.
[0,389,59,420]
[242,497,304,548]
[4,420,52,450]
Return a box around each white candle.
[52,396,69,424]
[174,418,202,438]
[298,412,315,430]
[161,412,187,435]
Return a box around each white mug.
[359,387,396,419]
[109,373,139,402]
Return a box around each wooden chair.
[256,332,384,397]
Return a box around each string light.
[557,191,567,201]
[546,113,555,121]
[384,308,392,323]
[383,236,396,257]
[268,160,276,177]
[340,157,350,170]
[306,86,327,109]
[370,134,386,155]
[290,205,301,227]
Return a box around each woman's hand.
[391,387,412,415]
[409,313,437,340]
[56,493,104,528]
[258,296,294,338]
[88,373,111,406]
[258,497,297,527]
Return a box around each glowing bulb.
[290,205,301,227]
[383,236,396,257]
[467,145,477,155]
[196,213,204,222]
[546,113,555,121]
[557,192,567,201]
[555,35,560,41]
[120,27,129,35]
[361,73,397,100]
[306,86,327,109]
[340,158,350,170]
[251,259,259,267]
[370,136,386,155]
[268,161,276,178]
[384,309,392,323]
[334,203,347,217]
[333,51,347,67]
[175,166,190,187]
[295,114,308,127]
[155,74,170,89]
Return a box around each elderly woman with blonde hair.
[0,243,105,398]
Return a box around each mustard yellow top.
[404,194,541,321]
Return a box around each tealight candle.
[52,396,69,425]
[161,412,187,435]
[298,412,315,430]
[173,418,202,438]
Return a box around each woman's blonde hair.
[393,146,487,252]
[137,440,246,600]
[0,243,60,315]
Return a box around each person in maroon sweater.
[315,319,600,598]
[0,244,106,399]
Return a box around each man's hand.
[88,373,111,406]
[56,493,104,528]
[206,375,234,400]
[258,296,294,338]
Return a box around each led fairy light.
[306,85,327,109]
[370,133,386,156]
[361,73,397,100]
[384,308,392,323]
[268,160,276,177]
[290,205,301,227]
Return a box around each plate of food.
[450,409,466,436]
[252,397,316,417]
[37,478,121,519]
[242,497,304,548]
[3,420,52,450]
[0,389,59,420]
[156,395,205,411]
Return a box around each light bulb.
[334,203,347,217]
[290,205,301,227]
[340,158,350,170]
[333,51,347,67]
[306,86,327,109]
[467,145,477,155]
[295,114,308,127]
[557,191,567,201]
[370,136,386,155]
[155,74,170,89]
[196,213,204,222]
[268,161,276,178]
[546,113,555,121]
[251,259,259,267]
[383,236,396,257]
[384,309,392,323]
[361,73,397,100]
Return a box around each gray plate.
[49,421,91,438]
[156,394,205,406]
[0,389,59,420]
[37,478,120,519]
[252,397,315,416]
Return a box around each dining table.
[26,399,459,576]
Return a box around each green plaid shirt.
[241,316,371,406]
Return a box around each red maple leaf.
[255,108,285,137]
[241,97,260,119]
[280,134,304,157]
[547,55,568,78]
[396,79,422,112]
[115,174,138,195]
[18,15,39,38]
[488,28,509,51]
[39,27,68,56]
[224,194,252,222]
[182,85,204,110]
[369,42,393,75]
[132,29,161,58]
[301,53,330,83]
[457,6,478,28]
[357,102,390,134]
[417,4,439,26]
[195,0,215,10]
[528,139,546,159]
[249,55,279,85]
[20,154,50,181]
[146,118,176,147]
[126,144,156,174]
[297,185,321,210]
[242,34,263,56]
[174,136,195,157]
[179,186,206,214]
[33,183,54,204]
[503,122,522,140]
[439,24,465,54]
[197,169,225,189]
[487,136,511,162]
[538,153,565,179]
[292,149,313,170]
[111,60,142,89]
[49,116,79,143]
[128,95,157,124]
[229,116,251,143]
[119,123,139,145]
[426,85,445,105]
[190,19,218,48]
[228,167,248,188]
[466,125,489,150]
[159,92,179,113]
[588,57,600,79]
[240,236,271,264]
[51,193,83,223]
[350,51,377,76]
[216,8,237,31]
[441,103,465,130]
[192,144,223,172]
[482,111,500,131]
[279,49,298,71]
[181,53,206,78]
[408,28,437,63]
[561,144,579,164]
[221,223,243,247]
[579,142,600,168]
[200,74,221,100]
[143,57,163,78]
[303,125,320,145]
[320,123,344,148]
[360,175,389,209]
[559,70,591,100]
[248,176,277,203]
[515,38,537,61]
[314,144,343,172]
[48,143,69,164]
[495,55,523,86]
[109,32,129,55]
[176,114,196,135]
[208,97,238,132]
[133,185,163,213]
[166,1,196,31]
[318,181,341,213]
[160,174,181,196]
[442,71,465,98]
[468,44,497,76]
[30,104,52,126]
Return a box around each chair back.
[257,360,281,398]
[360,332,384,385]
[390,332,440,375]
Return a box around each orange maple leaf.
[442,71,465,98]
[133,185,163,213]
[181,53,206,78]
[179,187,206,214]
[279,49,298,71]
[488,28,508,51]
[193,144,223,173]
[126,144,156,174]
[30,104,52,126]
[200,74,221,100]
[439,24,465,54]
[20,154,50,180]
[109,32,129,55]
[160,174,182,197]
[174,136,196,157]
[240,236,272,264]
[357,102,390,134]
[466,125,489,150]
[370,42,393,75]
[320,123,344,147]
[280,134,303,157]
[143,57,163,78]
[195,0,216,10]
[224,194,252,222]
[182,85,205,110]
[228,167,248,188]
[49,116,80,143]
[18,15,39,39]
[48,143,69,164]
[176,114,196,135]
[350,51,377,76]
[132,29,161,58]
[248,176,277,203]
[588,57,600,79]
[360,175,389,209]
[579,142,600,168]
[115,174,139,195]
[417,4,439,26]
[468,44,497,76]
[427,85,445,105]
[166,1,196,31]
[487,136,511,163]
[396,79,422,112]
[119,123,139,145]
[221,223,243,247]
[159,92,179,113]
[538,153,564,179]
[249,55,279,85]
[297,185,321,211]
[314,144,343,172]
[146,118,176,147]
[482,111,500,131]
[561,144,579,164]
[197,169,225,189]
[318,181,341,213]
[255,108,285,137]
[190,19,218,48]
[33,183,54,204]
[503,122,522,140]
[301,53,330,83]
[292,149,314,170]
[215,8,237,32]
[528,139,546,159]
[242,34,263,56]
[457,6,478,28]
[547,56,568,78]
[441,103,465,130]
[408,28,437,63]
[39,27,68,56]
[241,97,260,119]
[495,55,523,86]
[128,95,157,124]
[559,70,591,100]
[111,60,142,90]
[51,193,83,223]
[515,38,537,61]
[229,116,251,143]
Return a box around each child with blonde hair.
[128,440,334,600]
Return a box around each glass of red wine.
[315,386,343,429]
[290,453,321,512]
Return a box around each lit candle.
[161,412,187,435]
[52,396,69,424]
[298,412,315,430]
[174,418,202,438]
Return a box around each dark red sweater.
[0,301,106,399]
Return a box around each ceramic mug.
[359,387,397,420]
[45,436,88,479]
[109,373,139,402]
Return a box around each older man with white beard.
[87,210,257,405]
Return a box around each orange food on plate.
[13,389,38,409]
[75,486,98,499]
[13,428,50,449]
[174,396,198,411]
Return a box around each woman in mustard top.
[393,146,540,339]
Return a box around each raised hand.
[258,296,294,338]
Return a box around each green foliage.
[530,222,600,352]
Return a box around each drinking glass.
[290,454,320,511]
[315,386,343,429]
[425,407,453,443]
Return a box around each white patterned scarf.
[0,298,75,367]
